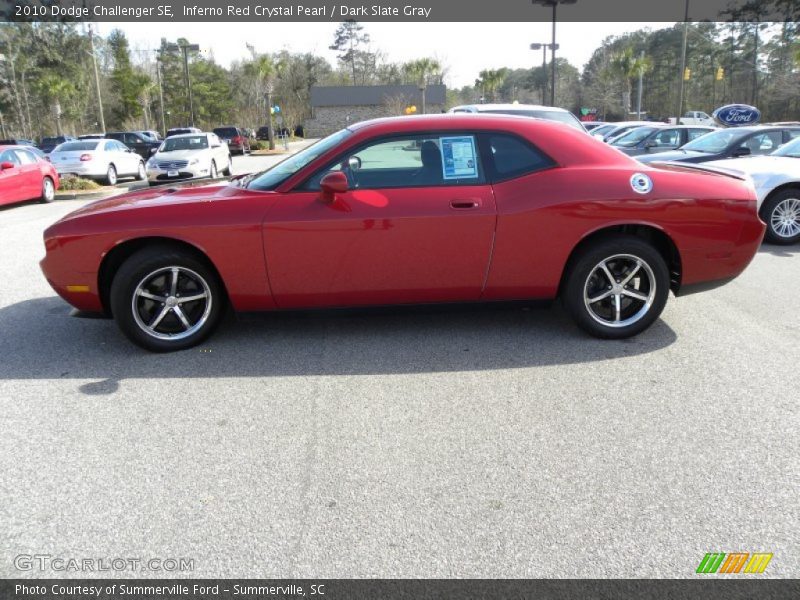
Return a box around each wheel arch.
[759,183,800,216]
[559,224,682,296]
[98,236,228,316]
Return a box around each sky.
[93,21,675,88]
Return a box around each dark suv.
[212,127,250,155]
[40,135,76,153]
[105,131,161,160]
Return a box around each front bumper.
[146,163,209,182]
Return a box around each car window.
[13,149,36,164]
[160,135,210,152]
[487,134,555,180]
[687,129,710,141]
[785,130,800,140]
[0,149,21,165]
[303,134,485,190]
[741,132,783,155]
[652,129,680,146]
[57,141,99,152]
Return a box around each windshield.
[483,109,583,130]
[42,137,62,145]
[682,129,744,153]
[611,126,659,147]
[160,136,209,152]
[55,141,99,152]
[245,128,353,191]
[772,136,800,158]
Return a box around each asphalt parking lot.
[0,166,798,578]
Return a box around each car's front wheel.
[223,155,232,176]
[562,236,670,339]
[209,160,218,179]
[761,189,800,245]
[110,246,224,352]
[136,161,146,181]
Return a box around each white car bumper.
[146,162,210,183]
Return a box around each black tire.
[562,235,670,339]
[760,189,800,245]
[135,161,146,181]
[223,155,232,176]
[40,176,56,203]
[105,164,117,186]
[110,246,225,352]
[209,160,218,179]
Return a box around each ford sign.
[713,104,761,127]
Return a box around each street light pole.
[155,55,166,136]
[532,0,576,106]
[676,0,690,124]
[87,26,106,133]
[265,83,275,150]
[530,43,559,105]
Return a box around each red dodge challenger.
[40,115,765,352]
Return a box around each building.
[304,84,447,137]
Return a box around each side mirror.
[319,171,348,203]
[149,147,157,155]
[644,140,657,148]
[0,161,15,170]
[733,146,751,157]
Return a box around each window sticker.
[440,136,478,180]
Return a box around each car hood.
[150,149,209,161]
[637,149,707,163]
[702,156,799,176]
[57,182,240,222]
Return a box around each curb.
[54,188,125,201]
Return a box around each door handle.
[450,199,481,209]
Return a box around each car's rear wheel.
[223,155,232,176]
[761,189,800,245]
[562,236,670,339]
[40,176,55,203]
[105,164,117,186]
[136,161,146,181]
[110,246,224,352]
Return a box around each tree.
[475,68,509,102]
[107,29,150,127]
[609,47,653,114]
[329,20,370,85]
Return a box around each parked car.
[49,139,146,185]
[137,130,162,142]
[637,126,800,165]
[105,131,161,160]
[448,103,585,131]
[0,144,59,206]
[586,123,618,139]
[668,111,716,126]
[256,125,271,141]
[0,137,37,147]
[166,127,202,138]
[41,114,764,352]
[78,134,105,140]
[595,121,652,143]
[146,132,231,182]
[705,136,800,245]
[610,125,716,156]
[212,126,251,155]
[40,135,76,154]
[582,122,607,132]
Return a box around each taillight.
[80,154,92,161]
[233,136,241,144]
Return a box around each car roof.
[450,103,572,113]
[165,132,209,138]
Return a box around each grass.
[58,176,101,191]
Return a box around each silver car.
[50,139,146,185]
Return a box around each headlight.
[189,158,199,165]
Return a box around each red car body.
[40,115,764,340]
[0,145,60,206]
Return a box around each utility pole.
[751,20,759,106]
[154,52,166,136]
[265,82,275,150]
[636,49,645,119]
[676,0,690,124]
[87,26,106,133]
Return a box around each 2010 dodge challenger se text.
[40,115,765,352]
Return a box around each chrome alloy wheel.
[770,197,800,239]
[131,266,212,340]
[583,254,656,328]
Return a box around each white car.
[705,136,800,245]
[50,139,146,185]
[448,103,585,131]
[146,132,231,183]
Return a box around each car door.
[124,133,146,159]
[12,148,42,200]
[734,131,784,157]
[209,134,227,168]
[263,132,497,308]
[647,128,681,153]
[113,140,137,174]
[0,149,25,204]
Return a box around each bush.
[250,141,267,150]
[58,176,101,191]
